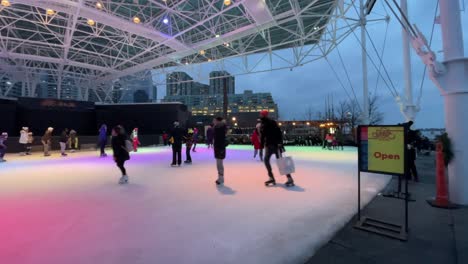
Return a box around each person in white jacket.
[19,127,29,156]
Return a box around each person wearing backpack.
[111,125,130,184]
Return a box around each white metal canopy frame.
[0,0,359,102]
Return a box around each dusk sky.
[157,1,468,129]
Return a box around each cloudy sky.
[158,1,468,129]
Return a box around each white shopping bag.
[276,155,295,175]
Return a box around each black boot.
[285,176,295,187]
[265,178,276,186]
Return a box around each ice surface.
[0,146,390,264]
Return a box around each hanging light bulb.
[1,0,11,7]
[224,0,232,6]
[163,18,169,24]
[96,2,103,9]
[215,34,220,38]
[133,16,141,24]
[87,19,95,26]
[46,9,55,16]
[199,50,205,55]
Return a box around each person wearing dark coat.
[260,110,294,187]
[59,128,69,157]
[98,124,108,157]
[41,127,54,156]
[111,125,130,184]
[213,117,227,185]
[170,121,184,166]
[206,124,214,148]
[184,131,194,164]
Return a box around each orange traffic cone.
[427,142,457,209]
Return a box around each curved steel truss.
[0,0,359,101]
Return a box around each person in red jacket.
[251,128,263,161]
[131,128,140,152]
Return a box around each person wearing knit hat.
[259,110,295,187]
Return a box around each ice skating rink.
[0,146,390,264]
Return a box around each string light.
[46,9,55,16]
[224,0,232,6]
[215,34,220,38]
[87,19,95,26]
[163,18,169,24]
[199,50,205,55]
[96,2,103,9]
[133,16,141,24]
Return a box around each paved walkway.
[305,154,468,264]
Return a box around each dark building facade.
[209,71,235,95]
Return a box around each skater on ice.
[192,128,199,152]
[69,129,79,152]
[184,129,194,164]
[111,125,130,184]
[251,127,262,161]
[19,127,29,156]
[131,128,140,152]
[0,132,8,162]
[59,128,69,157]
[213,117,227,185]
[41,127,53,157]
[260,110,295,187]
[98,124,108,157]
[206,124,214,149]
[170,121,184,167]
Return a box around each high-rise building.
[118,70,154,103]
[166,72,209,96]
[209,71,235,95]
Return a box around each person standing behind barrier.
[98,124,108,157]
[206,124,214,149]
[19,127,29,156]
[260,110,294,187]
[170,121,184,167]
[42,127,53,157]
[213,117,227,185]
[111,126,130,184]
[59,128,69,157]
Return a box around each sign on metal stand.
[355,125,409,241]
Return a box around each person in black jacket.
[213,117,227,185]
[111,125,130,184]
[59,128,69,157]
[260,110,294,187]
[170,121,184,166]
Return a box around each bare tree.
[368,94,384,125]
[303,106,315,121]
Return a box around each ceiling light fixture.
[46,9,55,16]
[1,0,11,7]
